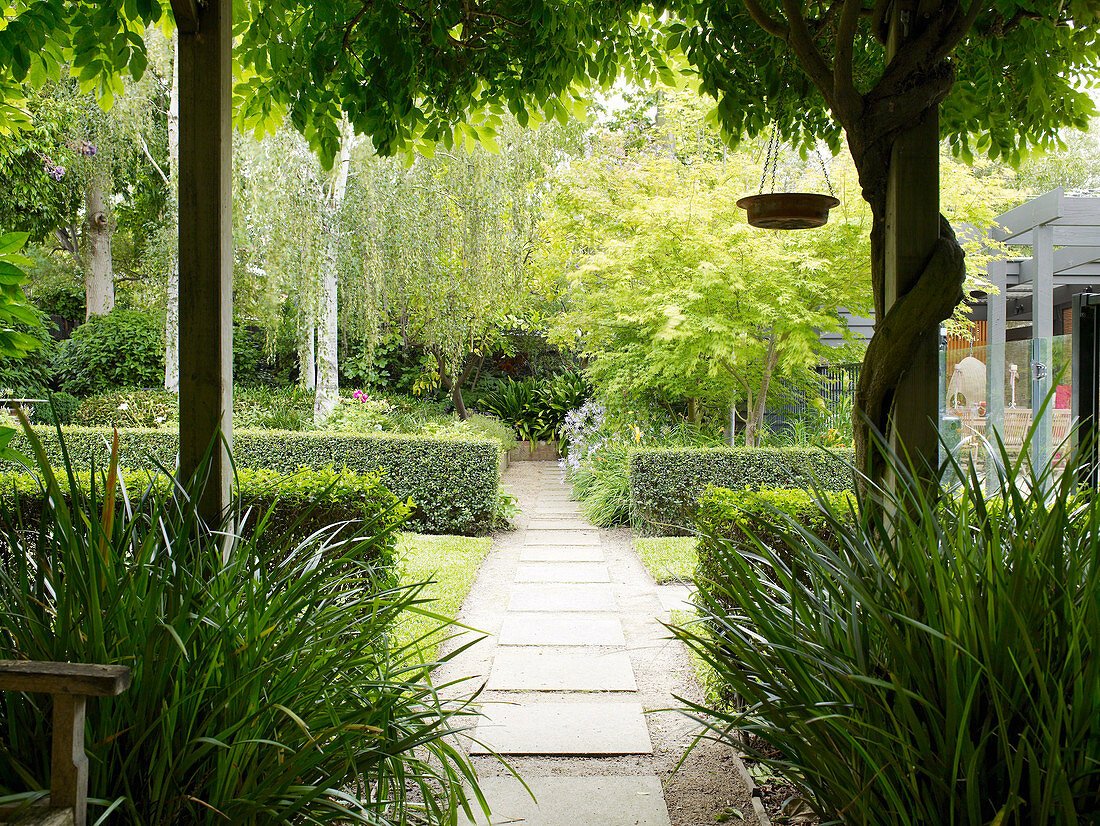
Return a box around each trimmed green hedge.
[629,446,853,534]
[694,486,853,596]
[0,465,408,570]
[5,427,500,535]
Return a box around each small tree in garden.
[542,138,873,444]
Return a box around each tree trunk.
[313,122,354,426]
[299,316,316,389]
[434,348,478,420]
[84,182,114,319]
[164,32,180,393]
[745,334,782,449]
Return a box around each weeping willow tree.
[233,127,327,390]
[341,120,569,418]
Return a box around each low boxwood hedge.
[4,427,500,535]
[629,446,853,534]
[0,464,408,571]
[694,486,853,597]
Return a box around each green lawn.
[391,532,492,663]
[633,535,698,583]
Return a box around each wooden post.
[885,1,942,474]
[176,0,233,522]
[50,696,86,826]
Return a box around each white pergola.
[985,188,1100,466]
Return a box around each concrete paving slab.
[507,583,616,612]
[487,649,637,691]
[524,530,601,546]
[470,702,653,755]
[497,614,625,646]
[515,562,610,583]
[525,518,591,530]
[520,546,605,562]
[458,775,672,826]
[656,584,695,613]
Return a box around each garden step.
[520,546,605,562]
[525,518,590,530]
[524,530,601,546]
[470,701,653,755]
[506,583,616,612]
[496,614,625,646]
[458,775,671,826]
[514,562,610,583]
[487,649,637,691]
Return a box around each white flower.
[118,402,130,411]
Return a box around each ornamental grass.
[0,423,487,825]
[676,432,1100,825]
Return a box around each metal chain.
[757,50,793,195]
[816,147,836,197]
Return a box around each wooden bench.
[0,662,131,826]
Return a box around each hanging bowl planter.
[736,192,840,230]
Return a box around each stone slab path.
[437,462,751,826]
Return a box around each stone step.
[524,530,601,546]
[470,701,653,755]
[520,546,605,562]
[497,613,625,646]
[525,518,590,530]
[515,562,610,583]
[458,775,671,826]
[506,583,616,612]
[487,649,637,691]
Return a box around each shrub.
[29,281,84,322]
[0,428,486,825]
[568,440,633,526]
[5,426,500,535]
[234,385,313,430]
[629,446,853,533]
[0,464,408,568]
[29,391,80,426]
[72,388,179,428]
[675,446,1100,825]
[694,486,853,609]
[476,372,590,443]
[57,309,164,395]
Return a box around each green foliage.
[676,446,1100,825]
[629,446,853,534]
[0,426,487,825]
[694,486,853,598]
[633,535,697,584]
[29,280,84,321]
[234,385,314,431]
[5,426,501,535]
[29,391,79,426]
[0,232,45,461]
[57,308,164,395]
[569,439,633,527]
[391,532,493,663]
[476,373,590,443]
[72,387,178,428]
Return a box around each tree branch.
[833,0,864,121]
[779,0,837,108]
[740,0,790,39]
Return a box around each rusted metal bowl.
[736,192,840,230]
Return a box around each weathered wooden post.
[172,0,234,522]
